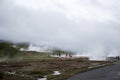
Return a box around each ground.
[0,58,112,80]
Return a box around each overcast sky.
[0,0,120,60]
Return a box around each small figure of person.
[58,53,61,57]
[69,54,72,58]
[66,53,68,58]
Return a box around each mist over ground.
[0,0,120,60]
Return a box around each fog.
[0,0,120,60]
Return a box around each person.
[66,53,68,58]
[117,56,120,60]
[58,53,61,57]
[69,54,72,58]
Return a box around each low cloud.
[0,0,120,60]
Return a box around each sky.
[0,0,120,60]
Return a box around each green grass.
[0,51,54,63]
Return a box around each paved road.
[67,64,120,80]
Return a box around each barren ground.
[0,58,112,80]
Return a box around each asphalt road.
[67,64,120,80]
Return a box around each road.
[67,64,120,80]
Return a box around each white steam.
[0,0,120,60]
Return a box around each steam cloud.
[0,0,120,60]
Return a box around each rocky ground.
[0,58,112,80]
